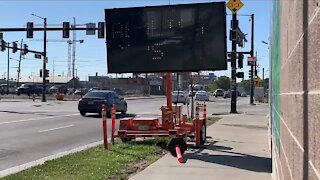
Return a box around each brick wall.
[271,1,320,180]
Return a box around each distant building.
[19,76,80,88]
[88,76,164,95]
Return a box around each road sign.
[248,57,257,62]
[35,54,41,59]
[248,57,257,66]
[254,76,262,87]
[226,0,244,14]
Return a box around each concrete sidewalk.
[130,104,272,180]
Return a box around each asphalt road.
[0,96,252,172]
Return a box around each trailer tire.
[200,120,206,145]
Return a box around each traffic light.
[26,22,34,38]
[238,53,244,68]
[45,69,50,77]
[98,22,105,38]
[1,40,5,51]
[62,22,70,38]
[226,53,232,62]
[40,69,43,77]
[23,44,28,55]
[236,72,244,78]
[12,42,18,53]
[249,70,252,78]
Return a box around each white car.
[172,91,190,105]
[195,91,210,101]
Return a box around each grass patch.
[206,117,220,126]
[187,117,220,126]
[2,138,169,180]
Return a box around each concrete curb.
[0,140,103,178]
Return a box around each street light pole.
[230,13,238,113]
[32,13,47,102]
[17,39,23,87]
[7,42,10,94]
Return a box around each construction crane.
[31,39,84,77]
[31,17,86,78]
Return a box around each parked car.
[16,84,42,96]
[88,87,101,92]
[0,86,5,95]
[49,85,68,94]
[78,90,127,117]
[223,91,231,98]
[241,92,247,97]
[195,91,210,101]
[213,89,224,97]
[1,84,16,94]
[74,88,88,95]
[172,91,190,105]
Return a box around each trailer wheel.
[167,138,187,157]
[200,120,206,145]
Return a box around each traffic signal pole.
[250,14,255,105]
[7,42,10,94]
[42,18,47,102]
[231,13,237,113]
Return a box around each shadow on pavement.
[0,110,55,117]
[185,141,271,173]
[84,113,137,119]
[220,124,267,130]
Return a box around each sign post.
[227,0,244,113]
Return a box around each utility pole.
[53,57,55,86]
[230,13,237,113]
[250,14,255,105]
[43,17,47,102]
[17,39,23,87]
[72,17,76,93]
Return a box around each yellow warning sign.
[226,0,244,14]
[254,76,262,87]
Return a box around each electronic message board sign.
[105,2,226,73]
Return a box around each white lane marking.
[39,124,74,133]
[0,113,79,126]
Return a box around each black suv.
[16,84,42,96]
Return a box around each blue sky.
[0,0,271,81]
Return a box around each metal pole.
[250,14,255,105]
[72,17,76,94]
[7,42,9,94]
[263,67,265,97]
[17,39,23,87]
[230,13,237,113]
[191,73,194,118]
[53,57,55,86]
[42,18,47,102]
[166,72,172,111]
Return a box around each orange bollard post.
[182,114,187,125]
[102,104,108,150]
[195,103,200,146]
[111,104,116,145]
[175,144,184,163]
[203,102,207,119]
